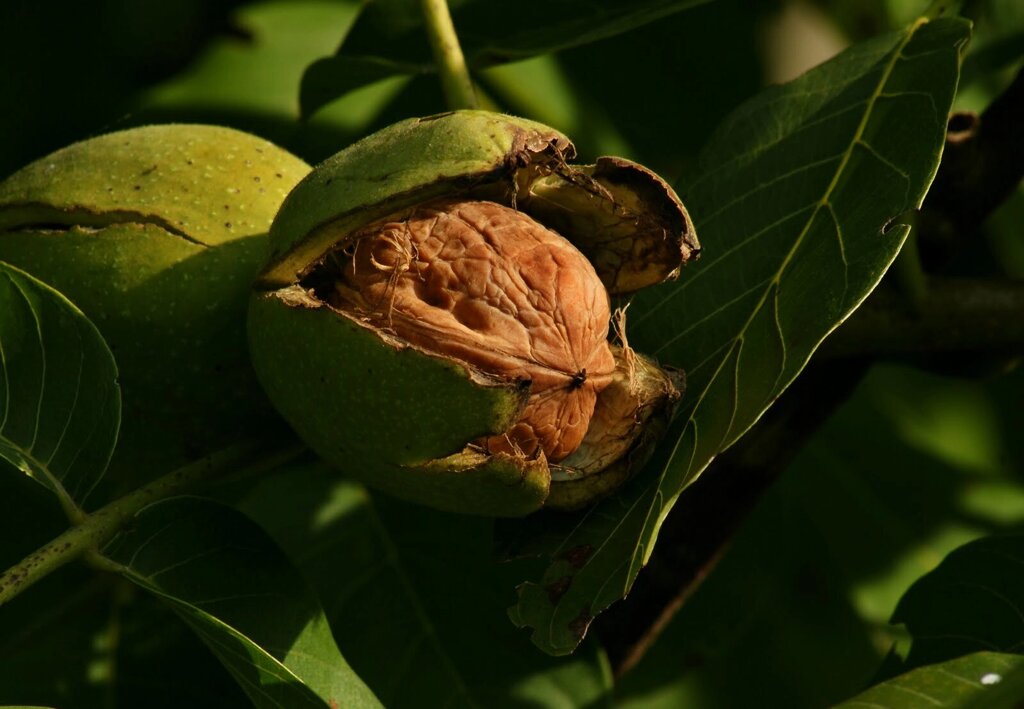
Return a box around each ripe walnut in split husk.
[248,111,699,516]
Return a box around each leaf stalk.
[0,437,304,607]
[421,0,478,109]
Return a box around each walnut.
[248,110,697,516]
[330,200,617,462]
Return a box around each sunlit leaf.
[506,15,970,655]
[141,1,360,133]
[100,496,381,709]
[152,2,357,109]
[835,652,1024,708]
[0,262,119,510]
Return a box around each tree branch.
[823,277,1024,358]
[0,437,304,607]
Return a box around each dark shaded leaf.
[299,0,709,116]
[961,31,1024,87]
[100,496,380,709]
[0,567,113,708]
[892,534,1024,671]
[235,461,613,709]
[0,477,249,709]
[0,462,118,708]
[505,16,970,655]
[959,0,1024,90]
[616,363,1024,707]
[0,262,119,510]
[300,56,430,124]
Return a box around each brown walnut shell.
[330,199,617,462]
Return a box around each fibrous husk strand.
[553,346,682,481]
[611,304,640,399]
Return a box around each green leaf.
[99,496,381,709]
[834,652,1024,708]
[139,1,363,143]
[959,0,1024,88]
[234,461,613,708]
[891,534,1024,672]
[145,1,358,115]
[136,0,411,168]
[505,15,970,655]
[961,31,1024,86]
[0,262,119,511]
[300,56,429,123]
[299,0,709,116]
[614,363,1024,708]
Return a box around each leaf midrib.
[640,18,932,566]
[681,19,924,459]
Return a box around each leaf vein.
[44,324,85,472]
[0,275,10,434]
[632,205,815,329]
[697,152,846,226]
[7,278,46,457]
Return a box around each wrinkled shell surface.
[330,199,616,461]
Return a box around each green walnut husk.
[0,124,310,480]
[248,110,698,516]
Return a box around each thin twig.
[595,360,870,676]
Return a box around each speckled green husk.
[0,124,310,481]
[250,110,690,516]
